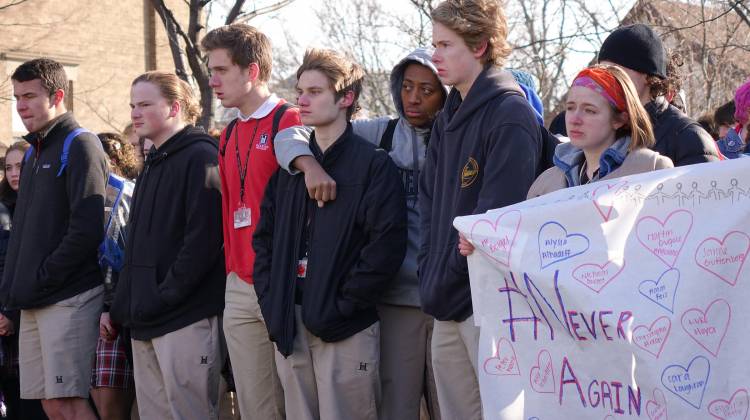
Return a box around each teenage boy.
[421,1,542,419]
[201,24,334,420]
[597,23,720,165]
[253,48,407,420]
[275,47,447,420]
[0,58,108,420]
[110,71,226,419]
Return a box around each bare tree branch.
[235,0,296,24]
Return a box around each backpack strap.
[58,127,91,177]
[379,118,399,152]
[220,118,239,157]
[271,102,294,144]
[23,146,34,163]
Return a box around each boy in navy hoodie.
[421,1,542,418]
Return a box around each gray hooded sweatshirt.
[274,47,448,307]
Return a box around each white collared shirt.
[237,94,281,122]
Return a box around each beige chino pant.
[432,316,483,420]
[131,316,221,420]
[222,272,284,420]
[275,305,380,420]
[377,303,440,420]
[19,285,103,399]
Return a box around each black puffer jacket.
[646,97,721,166]
[110,126,225,340]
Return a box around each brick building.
[0,0,187,144]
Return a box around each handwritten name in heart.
[538,221,590,269]
[470,210,522,267]
[646,388,668,420]
[638,268,680,313]
[529,349,555,394]
[483,337,520,376]
[572,259,625,293]
[681,299,731,357]
[695,231,750,287]
[633,316,671,358]
[661,355,710,409]
[708,388,749,420]
[636,210,694,268]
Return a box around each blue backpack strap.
[24,146,34,163]
[57,128,91,177]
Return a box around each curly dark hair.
[97,132,139,179]
[646,51,683,99]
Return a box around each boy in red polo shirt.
[201,24,332,420]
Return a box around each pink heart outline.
[708,388,749,420]
[529,349,555,394]
[571,259,625,293]
[482,337,520,376]
[470,210,522,267]
[632,316,671,358]
[646,388,668,420]
[695,231,750,287]
[636,209,694,268]
[591,181,627,222]
[681,298,731,357]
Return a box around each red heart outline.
[470,210,522,267]
[632,316,671,358]
[708,388,749,420]
[681,298,731,357]
[695,231,750,287]
[529,349,555,394]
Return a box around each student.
[0,142,46,420]
[0,58,108,420]
[523,65,674,197]
[201,24,336,419]
[274,47,447,420]
[109,71,225,420]
[717,79,750,158]
[90,132,138,420]
[597,23,720,165]
[253,48,407,420]
[714,100,736,139]
[420,1,542,419]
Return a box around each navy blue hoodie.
[418,66,542,322]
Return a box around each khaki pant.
[222,273,284,420]
[132,316,221,420]
[19,285,103,399]
[432,316,483,420]
[275,306,380,420]
[378,304,440,420]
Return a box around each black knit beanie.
[598,24,667,79]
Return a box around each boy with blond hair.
[253,49,407,420]
[420,1,542,418]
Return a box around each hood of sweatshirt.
[443,65,524,131]
[389,47,450,130]
[146,125,217,166]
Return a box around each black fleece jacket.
[253,124,407,357]
[110,126,225,340]
[418,66,542,322]
[0,113,107,310]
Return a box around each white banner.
[453,159,750,420]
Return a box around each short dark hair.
[714,100,736,126]
[697,113,718,140]
[201,24,272,82]
[11,58,68,96]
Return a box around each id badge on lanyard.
[233,205,251,229]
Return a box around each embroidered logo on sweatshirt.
[256,133,270,151]
[461,157,479,188]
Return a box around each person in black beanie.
[597,23,720,166]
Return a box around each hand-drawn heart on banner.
[636,210,694,268]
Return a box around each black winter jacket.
[253,124,407,357]
[110,126,225,340]
[646,97,720,166]
[0,113,107,310]
[418,66,542,322]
